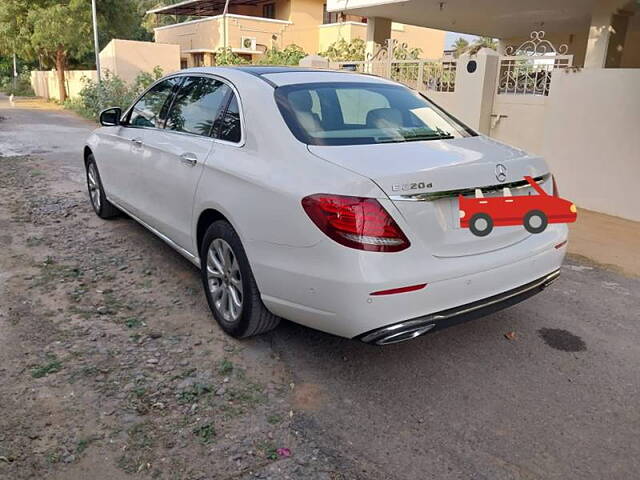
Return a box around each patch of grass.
[267,414,283,425]
[68,305,93,320]
[177,383,211,404]
[33,258,83,288]
[76,435,100,454]
[127,422,155,449]
[170,368,197,381]
[26,236,43,247]
[192,423,216,444]
[218,359,234,376]
[31,356,63,378]
[30,169,45,177]
[133,386,148,398]
[69,365,98,383]
[217,403,244,421]
[125,317,143,328]
[46,451,61,464]
[257,440,278,460]
[117,424,155,475]
[226,381,266,408]
[69,285,88,303]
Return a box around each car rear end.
[258,71,568,343]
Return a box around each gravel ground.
[0,152,379,479]
[1,97,639,480]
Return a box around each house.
[327,0,640,68]
[323,0,640,222]
[149,0,447,66]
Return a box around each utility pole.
[91,0,101,82]
[12,52,17,90]
[223,0,231,53]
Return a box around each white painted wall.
[542,69,640,221]
[490,95,547,155]
[30,70,98,101]
[424,91,458,116]
[100,39,181,84]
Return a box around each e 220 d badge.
[391,182,433,192]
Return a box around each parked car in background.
[84,67,568,345]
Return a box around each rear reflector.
[302,194,410,252]
[554,240,567,249]
[370,283,427,296]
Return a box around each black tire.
[469,213,493,237]
[523,210,548,234]
[86,154,119,219]
[200,220,279,338]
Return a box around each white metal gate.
[490,31,574,154]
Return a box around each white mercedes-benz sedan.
[84,66,567,345]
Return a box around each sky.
[445,32,478,49]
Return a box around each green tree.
[0,0,152,102]
[139,0,197,37]
[452,37,469,58]
[27,0,94,102]
[466,36,497,55]
[0,1,29,82]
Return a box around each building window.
[323,4,340,24]
[192,53,205,67]
[262,3,275,19]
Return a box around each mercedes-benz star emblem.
[495,163,507,183]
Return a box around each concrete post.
[496,40,507,55]
[365,17,392,59]
[299,55,329,69]
[584,0,630,68]
[453,48,499,134]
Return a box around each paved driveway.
[1,96,639,480]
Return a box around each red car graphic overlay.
[459,176,577,237]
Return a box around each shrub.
[214,48,249,66]
[213,44,307,66]
[257,44,307,66]
[64,66,163,121]
[0,69,35,96]
[319,38,366,62]
[319,38,422,62]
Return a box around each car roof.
[180,66,397,87]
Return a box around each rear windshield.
[275,82,475,146]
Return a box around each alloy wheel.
[206,238,243,323]
[87,163,101,211]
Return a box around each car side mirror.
[99,107,122,127]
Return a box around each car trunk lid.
[307,136,551,257]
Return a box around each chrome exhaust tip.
[360,321,436,345]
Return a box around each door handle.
[180,153,198,167]
[131,137,143,147]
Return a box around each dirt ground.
[0,154,377,478]
[2,97,640,480]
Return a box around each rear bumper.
[252,225,567,339]
[358,269,560,345]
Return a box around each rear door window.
[215,93,242,143]
[166,77,231,136]
[128,78,181,128]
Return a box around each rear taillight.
[301,194,410,252]
[552,175,559,197]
